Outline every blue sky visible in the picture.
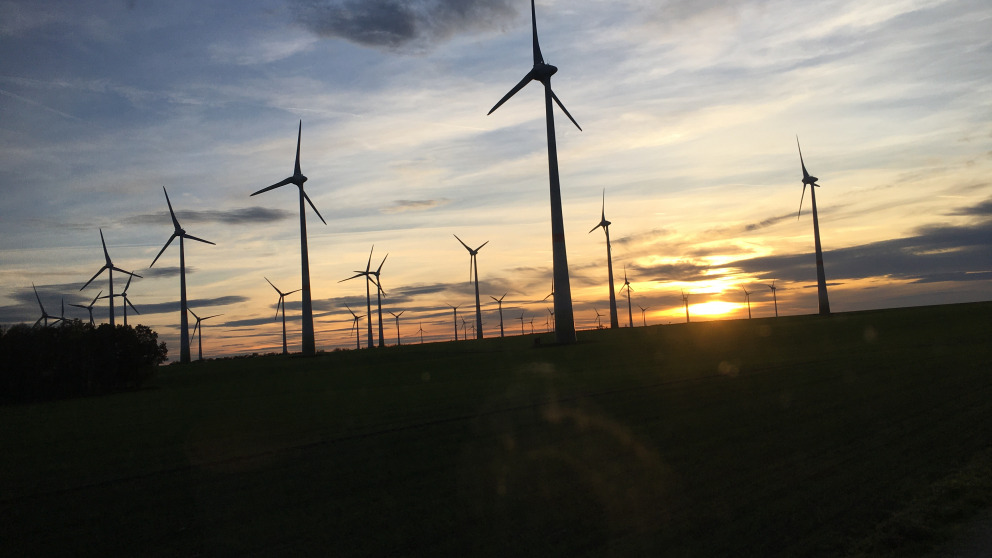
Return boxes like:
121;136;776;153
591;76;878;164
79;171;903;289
1;0;990;358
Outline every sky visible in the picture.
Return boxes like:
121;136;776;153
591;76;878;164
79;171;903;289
1;0;990;359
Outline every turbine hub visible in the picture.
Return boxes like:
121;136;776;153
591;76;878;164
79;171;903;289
803;175;818;185
295;173;308;185
533;62;558;82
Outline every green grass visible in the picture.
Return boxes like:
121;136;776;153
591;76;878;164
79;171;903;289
1;302;990;556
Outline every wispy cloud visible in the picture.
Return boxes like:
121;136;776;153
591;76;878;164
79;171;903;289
123;207;292;226
380;198;451;214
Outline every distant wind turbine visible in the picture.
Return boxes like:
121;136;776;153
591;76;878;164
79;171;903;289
346;305;363;350
638;304;649;327
593;307;603;329
251;121;327;356
149;187;213;364
266;277;300;355
101;273;139;327
32;284;61;327
491;293;507;338
69;289;102;325
454;234;488;340
742;286;753;319
389;311;404;346
796;137;831;315
488;0;580;344
547;306;555;331
417;322;425;344
188;308;221;362
340;247;377;349
767;281;779;318
589;189;619;328
682;290;691;324
81;229;140;328
618;266;634;328
370;253;388;347
447;304;460;341
518;311;526;335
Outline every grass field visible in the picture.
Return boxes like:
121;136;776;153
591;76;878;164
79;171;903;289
2;302;990;556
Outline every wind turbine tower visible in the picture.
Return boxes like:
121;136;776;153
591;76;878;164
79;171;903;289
447;304;460;341
389;311;404;346
251;121;327;356
491;293;507;338
589;189;619;328
454;235;488;340
618;266;633;328
796;137;831;315
81;229;140;328
488;0;581;344
768;281;779;318
682;290;691;324
742;286;752;319
149;187;213;364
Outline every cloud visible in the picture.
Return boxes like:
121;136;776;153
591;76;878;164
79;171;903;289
122;207;292;226
140;266;193;279
946;198;992;217
125;295;249;316
290;0;517;51
380;198;451;214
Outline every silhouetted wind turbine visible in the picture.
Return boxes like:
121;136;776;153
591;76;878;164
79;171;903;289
389;311;404;346
81;229;140;328
491;293;507;338
417;322;425;344
251;121;327;356
518;311;526;335
447;304;460;341
102;273;139;327
488;0;579;344
454;235;488;340
346;304;363;350
340;247;376;349
742;286;752;319
371;254;388;347
69;289;102;325
461;317;468;340
266;277;300;355
32;284;61;327
767;281;779;317
796;137;831;315
682;290;691;323
149;187;213;364
593;307;603;329
547;306;555;330
638;304;649;327
618;266;633;328
188;308;221;361
589;189;619;328
529;317;535;335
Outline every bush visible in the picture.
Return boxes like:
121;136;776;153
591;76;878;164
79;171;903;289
0;320;167;403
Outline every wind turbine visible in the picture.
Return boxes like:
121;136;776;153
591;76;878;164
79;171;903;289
618;266;634;328
767;281;779;318
682;290;691;323
339;247;376;349
461;317;468;340
447;304;460;341
188;308;221;361
547;306;555;330
638;305;649;327
518;311;526;335
593;307;603;329
796;137;831;315
529;317;535;335
389;311;404;346
149;187;213;364
32;284;61;327
81;229;140;327
69;289;102;325
101;273;139;327
371;254;388;347
417;322;425;344
589;189;619;328
454;235;488;340
265;277;301;355
346;305;363;350
491;293;507;338
742;286;752;319
488;0;580;344
251;121;327;356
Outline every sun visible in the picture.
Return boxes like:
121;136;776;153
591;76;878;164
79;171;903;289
691;301;740;318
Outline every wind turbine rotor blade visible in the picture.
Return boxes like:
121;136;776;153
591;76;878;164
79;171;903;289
376;254;388;274
286;289;301;295
302;190;327;225
275;298;283;321
80;267;106;291
366;246;374;272
488;70;537;115
550;89;582;131
126;298;139;314
798;184;807;219
162;186;182;231
111;266;141;279
264;277;280;294
294;120;303;177
182;233;215;246
338;273;367;283
69;303;87;310
588;222;602;234
530;0;544;65
99;229;112;265
32;284;44;309
453;234;472;252
149;234;178;268
475;241;489;252
796;135;810;180
250;177;294;197
204;314;222;321
91;290;103;305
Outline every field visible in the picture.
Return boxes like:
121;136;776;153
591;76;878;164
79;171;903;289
2;302;991;556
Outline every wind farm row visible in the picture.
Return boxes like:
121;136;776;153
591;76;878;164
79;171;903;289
18;0;833;362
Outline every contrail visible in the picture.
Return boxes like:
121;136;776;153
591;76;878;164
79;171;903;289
0;88;81;121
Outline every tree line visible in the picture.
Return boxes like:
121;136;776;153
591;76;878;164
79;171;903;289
0;321;167;403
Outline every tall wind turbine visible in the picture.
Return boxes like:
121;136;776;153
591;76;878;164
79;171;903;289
796;137;831;315
767;281;779;318
32;284;62;327
389;311;404;346
102;273;139;327
340;247;376;349
81;229;140;327
454;235;488;340
682;290;691;323
488;0;580;344
589;189;619;329
618;266;633;328
188;309;221;361
447;304;460;341
491;293;507;338
251;121;327;356
149;187;214;364
69;290;102;325
371;253;388;347
742;286;752;319
346;305;363;350
266;277;301;355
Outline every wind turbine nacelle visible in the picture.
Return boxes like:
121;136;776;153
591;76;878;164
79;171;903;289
294;173;308;185
803;175;818;186
533;63;558;81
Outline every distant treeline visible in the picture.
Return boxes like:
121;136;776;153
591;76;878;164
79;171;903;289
0;321;167;403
